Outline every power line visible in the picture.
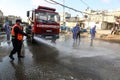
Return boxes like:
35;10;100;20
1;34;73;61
79;0;91;9
46;0;114;17
47;0;95;15
44;0;57;4
48;0;83;14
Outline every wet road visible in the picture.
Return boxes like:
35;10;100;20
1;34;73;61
0;34;120;80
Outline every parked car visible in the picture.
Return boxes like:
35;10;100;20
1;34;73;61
60;26;72;33
81;28;87;33
0;25;5;32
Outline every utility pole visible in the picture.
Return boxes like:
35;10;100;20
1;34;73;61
63;0;65;26
102;11;104;22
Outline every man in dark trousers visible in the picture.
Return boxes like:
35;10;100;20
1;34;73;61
72;23;81;42
9;19;30;61
76;24;81;41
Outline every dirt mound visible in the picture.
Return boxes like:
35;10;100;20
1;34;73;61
81;33;120;43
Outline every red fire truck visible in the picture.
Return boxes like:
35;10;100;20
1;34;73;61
26;6;60;42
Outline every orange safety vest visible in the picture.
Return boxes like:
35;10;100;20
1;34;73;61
11;24;23;40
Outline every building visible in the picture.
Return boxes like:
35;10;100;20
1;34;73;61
0;10;4;28
0;10;3;17
84;9;120;30
7;15;21;26
0;10;22;27
59;12;85;29
59;12;71;25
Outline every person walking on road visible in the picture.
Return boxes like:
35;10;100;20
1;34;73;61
9;19;30;61
76;24;81;41
72;23;81;42
90;22;97;46
4;19;11;42
72;24;77;42
90;22;96;40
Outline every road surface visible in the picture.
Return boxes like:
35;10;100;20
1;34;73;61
0;34;120;80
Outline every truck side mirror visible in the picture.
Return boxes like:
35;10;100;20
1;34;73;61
27;11;30;17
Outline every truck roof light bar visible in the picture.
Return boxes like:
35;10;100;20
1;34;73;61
37;6;56;11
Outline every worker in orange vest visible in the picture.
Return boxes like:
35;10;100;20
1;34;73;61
9;19;30;61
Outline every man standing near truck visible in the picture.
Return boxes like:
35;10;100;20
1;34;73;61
9;19;30;61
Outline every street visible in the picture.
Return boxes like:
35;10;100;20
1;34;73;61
0;34;120;80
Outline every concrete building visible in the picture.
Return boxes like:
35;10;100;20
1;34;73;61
0;10;22;28
7;15;21;26
0;10;3;17
59;12;71;25
84;9;120;30
0;10;4;28
59;12;84;29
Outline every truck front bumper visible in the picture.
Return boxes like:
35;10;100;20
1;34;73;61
35;34;59;40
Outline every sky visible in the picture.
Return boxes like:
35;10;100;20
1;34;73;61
0;0;120;22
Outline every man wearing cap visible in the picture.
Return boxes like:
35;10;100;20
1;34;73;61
9;19;30;60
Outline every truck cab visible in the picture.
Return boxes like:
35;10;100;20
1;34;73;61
26;6;60;42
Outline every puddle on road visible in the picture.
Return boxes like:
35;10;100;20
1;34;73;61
0;41;12;62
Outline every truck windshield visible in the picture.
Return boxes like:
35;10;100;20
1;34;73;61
36;12;48;23
36;12;59;23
